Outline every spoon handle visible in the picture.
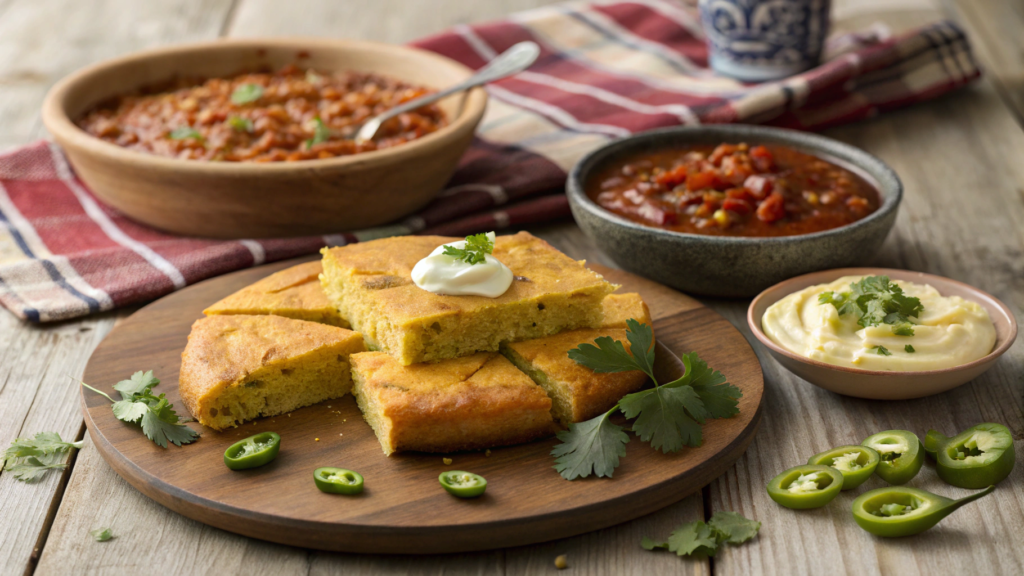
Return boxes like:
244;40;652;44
356;41;540;142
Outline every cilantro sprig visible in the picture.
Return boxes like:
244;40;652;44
304;117;331;149
230;83;264;105
642;511;760;557
80;371;199;448
2;432;83;482
818;276;923;336
553;320;742;480
168;126;204;142
442;232;495;265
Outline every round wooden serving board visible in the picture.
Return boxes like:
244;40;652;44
81;258;764;554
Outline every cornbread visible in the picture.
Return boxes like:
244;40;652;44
321;232;617;365
350;351;557;455
502;293;652;426
179;314;365;430
204;261;349;328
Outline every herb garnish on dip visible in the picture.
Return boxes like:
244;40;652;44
411;232;514;297
761;275;996;371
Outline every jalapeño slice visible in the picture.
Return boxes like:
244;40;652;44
314;467;364;495
851;485;994;537
766;465;844;509
936;423;1015;489
862;430;923;485
439;471;487;498
924;429;950;460
223;432;281;470
807;445;880;491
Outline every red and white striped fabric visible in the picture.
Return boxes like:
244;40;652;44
0;1;980;322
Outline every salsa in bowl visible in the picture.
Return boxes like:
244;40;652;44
567;125;902;297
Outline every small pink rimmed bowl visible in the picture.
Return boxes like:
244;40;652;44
747;268;1018;400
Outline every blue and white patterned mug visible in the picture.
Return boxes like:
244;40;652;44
699;0;832;82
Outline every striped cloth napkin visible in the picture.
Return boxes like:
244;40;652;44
0;0;980;322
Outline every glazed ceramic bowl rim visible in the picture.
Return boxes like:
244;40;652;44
566;124;903;245
41;36;488;174
747;267;1018;377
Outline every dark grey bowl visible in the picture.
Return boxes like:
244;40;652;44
567;125;902;297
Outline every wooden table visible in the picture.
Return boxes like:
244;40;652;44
1;0;1021;574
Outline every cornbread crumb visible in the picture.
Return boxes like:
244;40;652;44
204;261;349;327
320;232;616;365
178;315;365;430
315;438;320;442
555;555;568;569
443;458;452;465
485;449;491;457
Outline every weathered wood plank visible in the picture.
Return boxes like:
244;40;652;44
0;0;234;573
945;0;1024;122
706;0;1024;573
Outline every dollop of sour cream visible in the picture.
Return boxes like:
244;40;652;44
411;234;513;297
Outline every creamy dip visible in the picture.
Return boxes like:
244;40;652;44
411;233;513;297
762;276;996;371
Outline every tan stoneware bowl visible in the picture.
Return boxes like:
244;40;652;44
42;38;487;239
747;268;1017;400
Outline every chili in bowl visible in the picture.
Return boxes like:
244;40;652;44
42;38;487;239
566;125;902;297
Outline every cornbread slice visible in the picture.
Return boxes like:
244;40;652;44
502;293;652;426
204;261;350;328
321;232;617;365
179;314;365;430
350;351;557;455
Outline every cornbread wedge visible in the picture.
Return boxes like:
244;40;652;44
204;261;349;328
502;293;652;426
321;232;617;365
179;314;365;430
351;351;557;455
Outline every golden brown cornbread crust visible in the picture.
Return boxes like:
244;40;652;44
320;232;617;365
502;293;652;426
350;351;557;454
179;314;365;430
204;261;350;328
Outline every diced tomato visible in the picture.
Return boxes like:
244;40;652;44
709;144;738;166
750;145;775;172
756;192;786;223
722;198;752;214
686;169;721;191
637;202;678;226
720;155;754;185
743;175;773;199
726;187;755;202
654;164;688;188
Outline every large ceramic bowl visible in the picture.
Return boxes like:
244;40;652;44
747;268;1017;400
42;38;487;239
566;125;902;297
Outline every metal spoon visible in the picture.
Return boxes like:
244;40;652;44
353;41;540;143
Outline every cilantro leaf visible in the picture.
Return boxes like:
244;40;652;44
641;537;667;551
113;370;159;400
90;528;113;542
2;433;81;482
822;276;923;336
905;344;916;353
872;345;892;356
168;127;204;141
80;371;199;449
441;232;495;265
568;335;640;374
231;83;263;105
670;352;742;419
551;409;628;480
624;318;655;379
707;511;761;544
620;386;705;452
667;521;719;557
304;117;331;149
227;115;254;132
